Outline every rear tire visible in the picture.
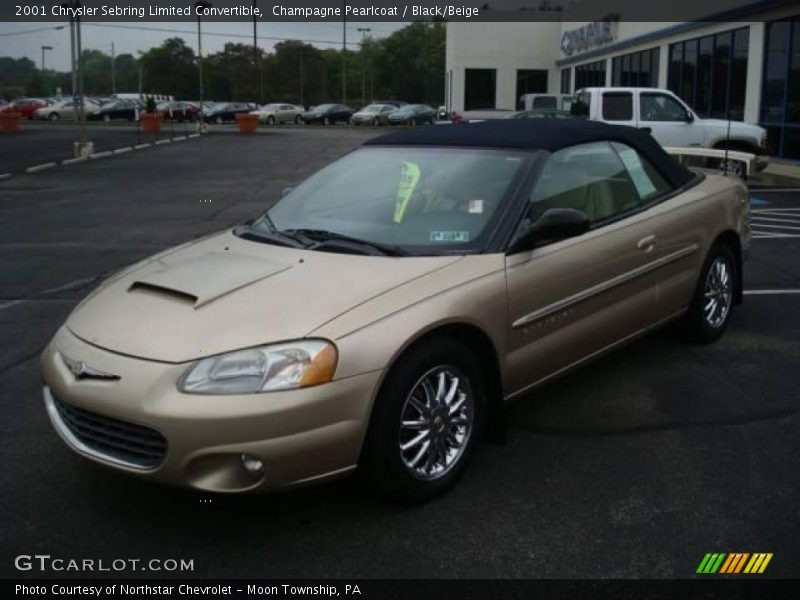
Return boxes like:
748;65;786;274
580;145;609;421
360;337;485;503
267;115;275;125
682;243;737;343
49;113;59;121
294;114;302;124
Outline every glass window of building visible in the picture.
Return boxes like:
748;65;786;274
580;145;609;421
760;18;800;159
667;27;749;121
516;70;548;109
612;48;660;87
561;68;571;94
575;60;607;89
464;68;497;111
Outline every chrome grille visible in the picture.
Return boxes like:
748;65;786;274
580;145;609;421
52;395;167;469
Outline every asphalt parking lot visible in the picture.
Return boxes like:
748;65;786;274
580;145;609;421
1;127;799;579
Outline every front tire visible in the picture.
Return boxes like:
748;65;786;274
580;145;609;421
360;337;485;502
267;115;275;125
682;243;736;343
49;112;59;121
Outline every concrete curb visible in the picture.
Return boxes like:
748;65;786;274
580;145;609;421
0;173;11;181
154;139;171;145
89;151;113;160
62;156;89;166
113;147;133;155
25;162;57;174
764;160;800;180
133;143;151;150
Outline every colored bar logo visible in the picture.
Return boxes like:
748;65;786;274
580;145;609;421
697;553;773;574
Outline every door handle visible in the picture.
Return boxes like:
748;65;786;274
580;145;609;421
637;235;657;252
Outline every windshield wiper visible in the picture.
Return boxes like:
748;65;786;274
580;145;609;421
235;222;306;249
281;228;413;257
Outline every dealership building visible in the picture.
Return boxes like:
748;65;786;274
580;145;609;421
444;0;800;158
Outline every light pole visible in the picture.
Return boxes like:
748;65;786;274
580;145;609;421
61;0;88;155
194;0;212;129
252;0;262;104
111;41;116;95
341;1;346;104
356;28;370;105
40;45;53;72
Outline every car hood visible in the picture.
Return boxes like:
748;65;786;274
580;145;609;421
701;118;764;135
66;230;462;363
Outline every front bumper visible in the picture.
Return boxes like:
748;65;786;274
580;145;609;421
41;327;382;493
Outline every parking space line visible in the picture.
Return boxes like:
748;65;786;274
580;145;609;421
0;275;98;311
751;216;800;225
25;162;57;174
744;289;800;295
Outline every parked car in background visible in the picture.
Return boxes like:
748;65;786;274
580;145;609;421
156;101;200;122
386;104;437;125
512;109;574;120
0;98;47;119
301;103;354;125
250;103;304;125
40;119;749;501
372;100;407;108
86;99;140;122
520;93;575;112
34;98;100;121
350;103;396;126
204;102;254;124
572;87;769;173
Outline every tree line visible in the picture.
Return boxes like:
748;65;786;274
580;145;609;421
0;22;445;107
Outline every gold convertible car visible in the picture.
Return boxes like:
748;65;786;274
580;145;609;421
42;120;750;500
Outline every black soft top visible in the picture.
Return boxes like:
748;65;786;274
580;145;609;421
365;119;695;189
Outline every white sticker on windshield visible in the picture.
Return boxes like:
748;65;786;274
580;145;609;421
430;231;470;243
616;146;657;198
467;199;484;214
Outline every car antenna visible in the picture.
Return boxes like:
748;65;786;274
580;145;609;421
723;73;732;177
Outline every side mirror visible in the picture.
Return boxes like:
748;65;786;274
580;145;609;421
684;111;694;123
509;208;590;253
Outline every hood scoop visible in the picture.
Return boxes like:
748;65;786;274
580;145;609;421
128;282;198;305
128;251;292;308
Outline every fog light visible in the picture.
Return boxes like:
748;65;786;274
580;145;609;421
240;454;265;477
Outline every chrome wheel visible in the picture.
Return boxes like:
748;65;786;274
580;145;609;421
703;257;733;329
398;366;474;481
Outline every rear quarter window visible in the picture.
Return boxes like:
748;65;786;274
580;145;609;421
602;92;633;121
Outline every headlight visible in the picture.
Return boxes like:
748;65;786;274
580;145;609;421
179;340;337;395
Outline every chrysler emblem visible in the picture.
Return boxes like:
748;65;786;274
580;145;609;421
62;355;120;381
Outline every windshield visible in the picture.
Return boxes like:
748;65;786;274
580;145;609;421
248;146;528;254
312;104;335;112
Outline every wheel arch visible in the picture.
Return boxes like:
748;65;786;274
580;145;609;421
713;229;744;304
365;320;505;438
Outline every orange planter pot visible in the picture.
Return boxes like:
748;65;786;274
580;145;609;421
140;112;161;134
236;113;259;134
0;112;22;133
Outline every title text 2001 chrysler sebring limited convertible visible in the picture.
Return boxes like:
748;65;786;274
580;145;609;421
42;120;749;501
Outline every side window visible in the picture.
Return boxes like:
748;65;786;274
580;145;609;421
640;93;690;122
610;142;673;201
602;92;633;121
527;142;673;226
529;142;641;224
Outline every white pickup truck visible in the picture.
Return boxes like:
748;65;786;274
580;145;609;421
573;87;769;171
